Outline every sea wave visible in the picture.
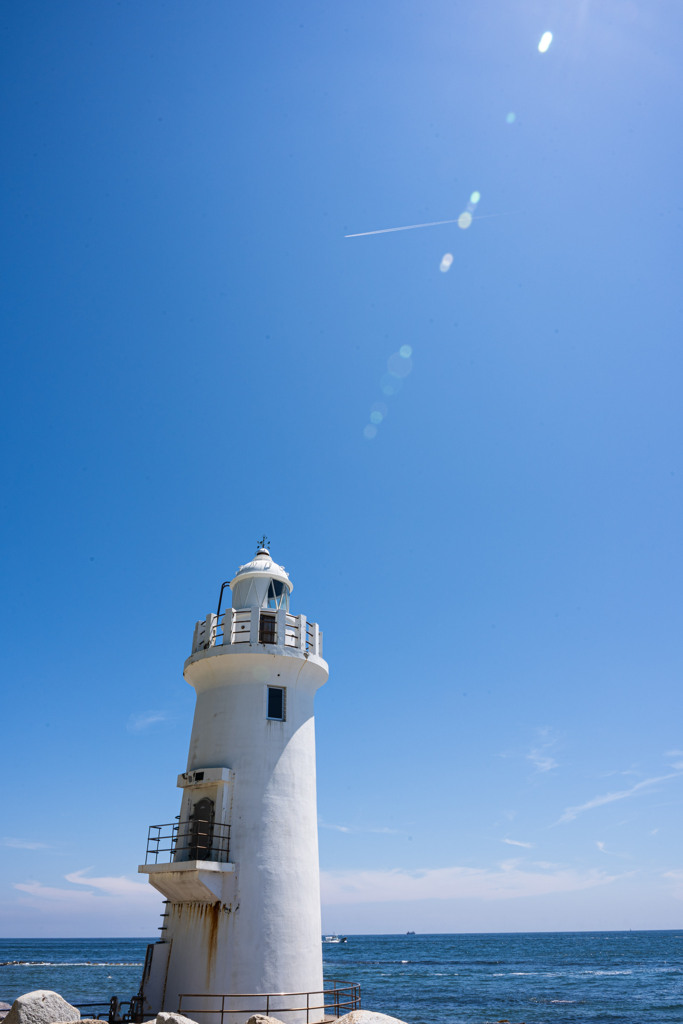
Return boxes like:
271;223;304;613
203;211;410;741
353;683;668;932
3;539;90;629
0;962;143;968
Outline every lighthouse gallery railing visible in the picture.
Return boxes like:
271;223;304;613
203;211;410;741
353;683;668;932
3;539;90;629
145;819;230;865
192;609;322;657
178;980;361;1023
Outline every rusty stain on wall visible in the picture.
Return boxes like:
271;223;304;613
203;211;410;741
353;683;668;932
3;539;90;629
172;900;232;988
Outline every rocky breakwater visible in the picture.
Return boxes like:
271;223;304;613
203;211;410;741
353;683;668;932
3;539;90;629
0;996;415;1024
0;991;100;1024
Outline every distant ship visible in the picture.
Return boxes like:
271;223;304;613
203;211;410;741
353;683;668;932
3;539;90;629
323;935;348;943
406;930;416;935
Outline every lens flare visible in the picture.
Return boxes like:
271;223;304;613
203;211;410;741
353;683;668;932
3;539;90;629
380;373;403;396
440;253;454;273
458;211;472;230
363;424;378;440
470;191;481;205
506;112;516;124
387;352;413;378
538;31;553;53
399;345;413;358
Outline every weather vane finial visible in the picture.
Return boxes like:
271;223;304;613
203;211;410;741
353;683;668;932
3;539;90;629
257;534;270;552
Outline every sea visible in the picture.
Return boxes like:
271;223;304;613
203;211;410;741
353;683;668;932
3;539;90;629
1;932;682;1024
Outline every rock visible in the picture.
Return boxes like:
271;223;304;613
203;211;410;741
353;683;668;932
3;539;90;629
0;1004;12;1023
4;992;80;1024
243;1016;287;1024
336;1013;409;1024
156;1014;200;1024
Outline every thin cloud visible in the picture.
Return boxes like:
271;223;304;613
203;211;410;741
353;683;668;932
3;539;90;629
127;710;170;733
526;727;559;773
65;869;157;897
555;772;682;825
595;840;630;859
663;870;683;900
319;822;403;835
321;862;624;905
502;838;534;848
2;838;49;850
527;751;558;772
14;870;159;907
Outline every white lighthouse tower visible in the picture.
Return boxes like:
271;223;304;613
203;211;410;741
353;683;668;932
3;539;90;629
137;543;335;1023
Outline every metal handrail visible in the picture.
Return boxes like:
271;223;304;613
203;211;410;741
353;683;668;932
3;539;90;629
145;820;231;865
178;980;361;1024
75;995;149;1024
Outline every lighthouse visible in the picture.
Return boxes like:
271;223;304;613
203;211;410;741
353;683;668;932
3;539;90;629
137;544;336;1023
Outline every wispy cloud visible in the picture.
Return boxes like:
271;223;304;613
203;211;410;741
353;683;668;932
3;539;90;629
14;869;159;909
320;822;403;835
526;727;559;773
502;838;534;849
527;751;558;772
595;840;630;859
555;772;682;825
663;870;683;900
321;862;624;905
127;710;170;733
2;838;49;850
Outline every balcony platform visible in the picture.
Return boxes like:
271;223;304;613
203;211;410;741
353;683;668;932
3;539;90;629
138;860;235;902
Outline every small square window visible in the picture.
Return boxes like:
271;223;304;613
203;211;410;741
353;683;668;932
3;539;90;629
267;686;285;721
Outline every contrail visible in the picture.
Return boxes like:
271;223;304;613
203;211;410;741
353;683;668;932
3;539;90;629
345;217;463;238
344;211;510;238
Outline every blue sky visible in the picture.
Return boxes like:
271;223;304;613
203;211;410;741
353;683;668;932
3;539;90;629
1;0;682;937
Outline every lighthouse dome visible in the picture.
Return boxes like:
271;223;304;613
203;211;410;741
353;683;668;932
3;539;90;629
230;546;292;611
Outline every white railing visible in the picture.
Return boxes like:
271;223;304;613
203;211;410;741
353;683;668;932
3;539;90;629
191;609;323;658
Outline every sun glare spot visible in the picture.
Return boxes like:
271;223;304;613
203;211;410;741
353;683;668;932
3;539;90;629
458;212;472;230
538;31;553;53
470;191;481;205
370;410;383;425
506;112;516;124
387;352;413;378
380;373;403;396
363;424;377;440
399;345;412;358
440;253;453;273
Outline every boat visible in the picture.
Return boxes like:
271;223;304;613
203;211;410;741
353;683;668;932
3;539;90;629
406;930;416;935
323;934;348;943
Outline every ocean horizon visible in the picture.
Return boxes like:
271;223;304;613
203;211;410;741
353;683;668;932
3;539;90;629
1;931;682;1023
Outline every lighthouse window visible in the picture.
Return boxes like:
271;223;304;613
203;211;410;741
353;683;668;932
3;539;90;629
266;579;289;611
267;686;286;721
